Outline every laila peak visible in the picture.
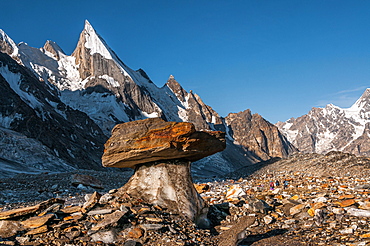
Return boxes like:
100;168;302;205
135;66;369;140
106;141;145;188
80;19;116;60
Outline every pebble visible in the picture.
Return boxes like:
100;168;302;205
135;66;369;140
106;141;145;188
1;152;370;245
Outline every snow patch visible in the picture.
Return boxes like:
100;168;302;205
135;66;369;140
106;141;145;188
60;90;130;135
99;75;120;87
140;111;160;118
0;65;43;109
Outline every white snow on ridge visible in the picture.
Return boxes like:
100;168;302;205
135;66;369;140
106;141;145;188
83;20;114;60
0;65;43;110
0;29;19;57
57;55;84;90
60;90;130;136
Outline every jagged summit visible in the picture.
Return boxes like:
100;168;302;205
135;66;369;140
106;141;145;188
277;88;370;157
75;19;115;61
351;88;370;111
43;40;65;60
0;29;18;57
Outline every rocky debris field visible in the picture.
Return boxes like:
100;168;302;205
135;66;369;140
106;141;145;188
0;170;133;207
1;151;370;245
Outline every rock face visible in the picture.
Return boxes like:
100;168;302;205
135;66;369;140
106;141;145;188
103;118;226;222
0;52;106;172
102;118;226;168
277;88;370;157
225;109;297;161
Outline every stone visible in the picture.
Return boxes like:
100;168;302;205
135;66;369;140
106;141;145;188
139;224;164;231
102;118;226;168
0;220;22;238
145;217;163;223
335;199;356;207
71;174;103;189
290;203;305;216
194;183;210;194
358;201;370;210
87;209;113;216
102;118;226;224
60;206;81;214
21;213;54;229
226;185;246;200
90;229;117;244
99;193;114;204
263;215;274;224
82;191;101;213
0;198;63;219
216;216;256;246
127;227;144;239
245;198;271;214
307;208;315;217
340;227;354;234
346;208;370;217
91;210;127;230
124;240;141;246
25;225;48;235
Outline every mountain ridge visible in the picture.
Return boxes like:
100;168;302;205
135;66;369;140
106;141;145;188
0;20;296;177
277;88;370;157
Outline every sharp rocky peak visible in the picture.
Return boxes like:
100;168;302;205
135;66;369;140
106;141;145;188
43;40;65;60
74;19;115;61
0;29;18;57
352;88;370;110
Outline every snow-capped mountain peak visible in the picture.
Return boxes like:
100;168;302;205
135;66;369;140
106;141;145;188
82;20;115;60
42;40;65;60
351;88;370;111
277;88;370;157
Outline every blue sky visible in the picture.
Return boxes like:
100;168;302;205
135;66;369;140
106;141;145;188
2;0;370;123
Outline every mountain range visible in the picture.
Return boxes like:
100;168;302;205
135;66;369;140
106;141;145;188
277;88;370;157
0;20;295;178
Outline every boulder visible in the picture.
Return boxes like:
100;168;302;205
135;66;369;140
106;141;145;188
102;118;226;168
102;118;226;222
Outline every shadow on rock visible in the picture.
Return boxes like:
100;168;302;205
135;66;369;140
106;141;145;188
207;203;231;228
238;228;288;245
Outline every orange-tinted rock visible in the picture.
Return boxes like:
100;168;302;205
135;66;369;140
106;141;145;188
312;202;326;210
102;118;226;168
360;233;370;238
0;198;63;220
335;199;356;207
128;227;144;239
25;225;48;235
338;194;355;200
60;206;81;214
194;184;210;194
21;213;54;229
307;208;315;217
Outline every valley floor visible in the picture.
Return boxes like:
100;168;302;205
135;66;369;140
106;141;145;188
1;151;370;245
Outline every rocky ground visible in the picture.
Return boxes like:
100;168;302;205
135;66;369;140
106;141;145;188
1;151;370;245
